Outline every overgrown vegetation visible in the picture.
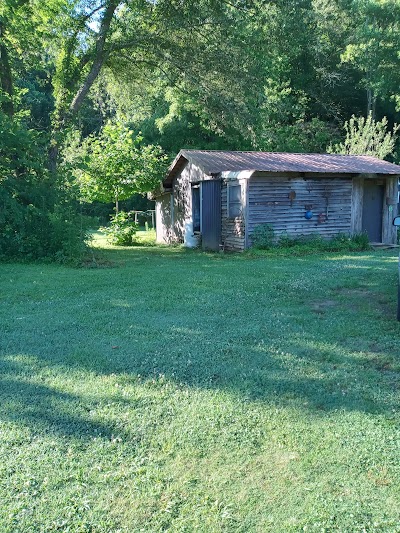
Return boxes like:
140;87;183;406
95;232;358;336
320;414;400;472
100;211;139;246
250;224;371;254
0;111;90;263
1;240;399;530
250;224;276;249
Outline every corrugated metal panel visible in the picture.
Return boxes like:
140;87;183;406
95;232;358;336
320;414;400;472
164;150;400;184
201;180;221;251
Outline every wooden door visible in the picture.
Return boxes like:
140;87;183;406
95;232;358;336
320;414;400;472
362;180;384;242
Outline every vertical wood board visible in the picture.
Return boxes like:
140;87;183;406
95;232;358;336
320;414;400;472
382;177;399;244
221;180;245;251
351;177;364;235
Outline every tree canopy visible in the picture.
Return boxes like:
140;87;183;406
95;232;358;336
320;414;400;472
77;122;167;212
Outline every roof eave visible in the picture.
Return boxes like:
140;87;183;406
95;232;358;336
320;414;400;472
163;151;189;186
354;172;400;178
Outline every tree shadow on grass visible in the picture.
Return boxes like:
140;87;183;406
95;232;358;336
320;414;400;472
1;249;399;439
0;355;131;441
3;318;398;443
120;330;399;415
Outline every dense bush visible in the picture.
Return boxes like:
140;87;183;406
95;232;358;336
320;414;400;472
0;112;89;263
327;232;371;252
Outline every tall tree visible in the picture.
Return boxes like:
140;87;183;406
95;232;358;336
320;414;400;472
341;0;400;117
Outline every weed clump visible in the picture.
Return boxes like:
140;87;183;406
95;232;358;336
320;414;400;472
251;224;275;249
250;224;371;255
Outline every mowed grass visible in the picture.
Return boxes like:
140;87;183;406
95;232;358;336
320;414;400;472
1;233;400;532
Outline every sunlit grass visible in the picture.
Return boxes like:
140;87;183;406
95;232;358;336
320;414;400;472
1;240;400;531
90;228;157;249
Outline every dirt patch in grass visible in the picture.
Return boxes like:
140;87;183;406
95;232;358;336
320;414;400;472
334;287;371;297
333;288;396;318
311;300;337;314
331;287;377;313
368;342;384;354
375;298;396;318
368;356;399;373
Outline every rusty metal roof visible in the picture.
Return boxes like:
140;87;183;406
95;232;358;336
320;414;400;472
165;150;400;184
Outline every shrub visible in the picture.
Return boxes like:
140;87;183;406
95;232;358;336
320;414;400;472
101;211;139;246
325;232;371;252
351;232;371;251
0;112;89;263
0;183;91;264
278;233;311;248
249;230;371;255
251;224;275;249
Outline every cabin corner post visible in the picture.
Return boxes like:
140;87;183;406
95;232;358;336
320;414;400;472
351;177;364;235
382;176;399;244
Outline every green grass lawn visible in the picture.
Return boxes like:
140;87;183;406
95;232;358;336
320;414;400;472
1;234;400;532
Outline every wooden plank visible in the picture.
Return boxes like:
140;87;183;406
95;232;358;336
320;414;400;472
350;177;363;235
382;177;398;244
221;179;245;250
156;193;173;243
252;172;360;180
244;179;249;248
247;176;353;242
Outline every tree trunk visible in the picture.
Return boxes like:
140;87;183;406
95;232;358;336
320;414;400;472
50;1;119;173
0;18;14;117
367;88;376;120
49;143;59;175
69;1;118;115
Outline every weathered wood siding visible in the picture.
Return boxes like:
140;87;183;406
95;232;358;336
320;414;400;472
247;174;353;244
156;161;207;244
350;177;363;235
172;162;190;243
382;176;398;244
351;176;398;244
221;179;246;251
155;193;173;244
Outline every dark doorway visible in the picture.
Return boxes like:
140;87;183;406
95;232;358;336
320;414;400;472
362;180;384;242
201;180;221;251
192;186;200;232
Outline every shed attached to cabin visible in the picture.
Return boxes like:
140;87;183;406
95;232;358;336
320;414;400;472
155;150;400;251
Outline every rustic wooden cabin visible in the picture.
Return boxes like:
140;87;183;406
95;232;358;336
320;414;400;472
155;150;400;251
